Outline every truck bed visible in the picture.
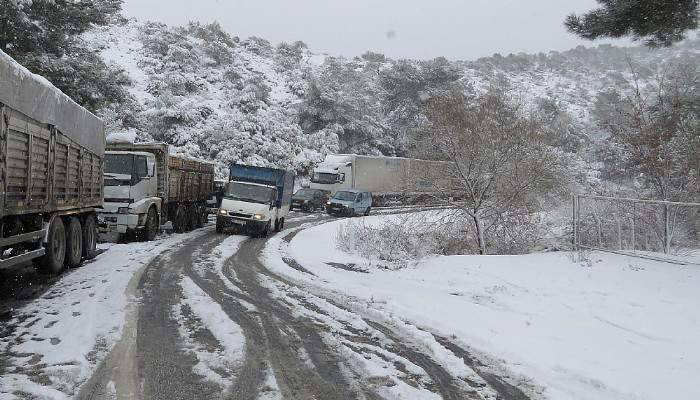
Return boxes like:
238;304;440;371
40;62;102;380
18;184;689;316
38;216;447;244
0;104;103;217
106;142;214;204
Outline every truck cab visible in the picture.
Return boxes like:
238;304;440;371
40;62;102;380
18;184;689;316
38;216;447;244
309;155;354;194
216;164;294;237
99;151;161;239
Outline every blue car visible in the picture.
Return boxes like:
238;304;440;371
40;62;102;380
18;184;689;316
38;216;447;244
326;189;373;217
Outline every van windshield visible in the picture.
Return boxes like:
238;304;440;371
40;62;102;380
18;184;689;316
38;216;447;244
333;191;357;201
224;182;274;204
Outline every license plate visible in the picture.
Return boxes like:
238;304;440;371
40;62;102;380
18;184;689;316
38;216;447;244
231;219;245;225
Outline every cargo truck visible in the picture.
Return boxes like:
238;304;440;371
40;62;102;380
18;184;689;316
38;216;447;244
98;142;214;241
0;50;104;274
217;164;294;237
309;154;454;205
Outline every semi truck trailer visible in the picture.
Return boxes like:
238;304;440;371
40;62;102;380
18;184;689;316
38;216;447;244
217;164;294;236
309;154;454;205
0;50;104;274
99;142;214;241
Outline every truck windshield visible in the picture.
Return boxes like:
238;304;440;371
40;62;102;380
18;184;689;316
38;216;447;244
224;182;274;204
105;154;134;176
333;191;357;201
312;172;338;184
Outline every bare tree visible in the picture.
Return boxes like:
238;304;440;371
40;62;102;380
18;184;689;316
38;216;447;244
596;61;700;201
416;88;568;254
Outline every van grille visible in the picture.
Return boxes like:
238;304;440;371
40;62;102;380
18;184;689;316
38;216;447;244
228;212;252;219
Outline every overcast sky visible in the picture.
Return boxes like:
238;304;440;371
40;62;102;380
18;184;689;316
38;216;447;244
122;0;630;60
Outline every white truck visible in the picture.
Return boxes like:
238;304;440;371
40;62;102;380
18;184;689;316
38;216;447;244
216;164;294;237
0;49;104;274
309;154;453;205
99;142;215;241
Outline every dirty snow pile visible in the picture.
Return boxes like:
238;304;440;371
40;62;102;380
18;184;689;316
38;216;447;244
264;215;700;400
0;235;190;400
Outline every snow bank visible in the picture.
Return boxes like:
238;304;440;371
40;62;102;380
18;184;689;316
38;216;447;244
265;215;700;400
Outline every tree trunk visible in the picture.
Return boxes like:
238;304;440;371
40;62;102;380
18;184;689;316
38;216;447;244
472;213;486;255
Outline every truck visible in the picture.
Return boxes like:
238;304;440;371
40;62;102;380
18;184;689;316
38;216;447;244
216;164;294;237
98;142;214;241
309;154;454;205
0;50;104;274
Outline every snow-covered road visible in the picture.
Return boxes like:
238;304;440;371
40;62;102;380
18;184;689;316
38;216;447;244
2;211;697;400
0;213;524;400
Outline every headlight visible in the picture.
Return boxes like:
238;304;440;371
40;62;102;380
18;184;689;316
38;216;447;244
219;209;228;215
253;214;264;220
326;201;331;205
118;207;130;214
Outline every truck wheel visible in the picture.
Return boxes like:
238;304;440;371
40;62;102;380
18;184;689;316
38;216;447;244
196;207;206;229
39;218;66;274
215;219;224;234
279;218;285;230
82;214;98;260
143;207;158;241
65;218;83;268
364;207;371;216
259;222;270;238
188;205;198;231
173;205;186;233
274;218;281;232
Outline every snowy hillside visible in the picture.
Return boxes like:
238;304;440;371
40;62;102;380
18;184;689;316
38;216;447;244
85;19;700;178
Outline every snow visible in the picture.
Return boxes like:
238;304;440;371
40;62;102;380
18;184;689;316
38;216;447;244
106;128;137;144
0;233;194;399
263;215;700;400
173;276;246;388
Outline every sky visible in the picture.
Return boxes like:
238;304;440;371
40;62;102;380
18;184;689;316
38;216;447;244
122;0;631;60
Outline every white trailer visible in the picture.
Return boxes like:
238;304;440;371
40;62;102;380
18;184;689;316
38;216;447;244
309;154;453;205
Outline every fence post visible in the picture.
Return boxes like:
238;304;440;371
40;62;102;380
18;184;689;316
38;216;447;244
571;195;578;251
664;203;670;254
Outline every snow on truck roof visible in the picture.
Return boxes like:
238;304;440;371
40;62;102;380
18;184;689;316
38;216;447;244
0;50;105;155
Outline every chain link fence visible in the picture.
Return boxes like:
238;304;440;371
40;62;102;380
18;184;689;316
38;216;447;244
573;195;700;265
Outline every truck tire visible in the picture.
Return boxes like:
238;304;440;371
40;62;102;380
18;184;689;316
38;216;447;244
364;207;371;216
65;217;83;268
259;222;270;238
274;218;281;232
38;218;66;274
188;205;198;231
279;218;285;230
215;219;223;234
143;207;159;242
196;206;206;229
82;214;98;260
173;205;186;233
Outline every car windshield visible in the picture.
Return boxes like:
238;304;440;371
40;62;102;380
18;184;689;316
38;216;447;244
333;191;357;201
224;182;274;204
105;154;134;176
312;172;338;184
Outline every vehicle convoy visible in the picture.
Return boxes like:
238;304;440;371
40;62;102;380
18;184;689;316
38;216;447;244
309;154;453;205
98;142;214;241
217;164;294;236
326;189;373;217
0;50;104;273
291;188;330;212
